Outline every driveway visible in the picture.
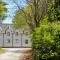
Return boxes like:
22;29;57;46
0;48;31;60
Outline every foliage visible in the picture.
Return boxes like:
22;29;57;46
31;21;60;60
48;0;60;22
31;0;60;60
0;0;7;20
13;0;51;31
13;9;26;28
0;48;5;54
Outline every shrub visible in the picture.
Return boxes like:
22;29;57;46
48;0;60;22
31;0;60;60
31;21;60;60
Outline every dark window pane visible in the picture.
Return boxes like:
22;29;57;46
25;40;28;44
7;39;10;43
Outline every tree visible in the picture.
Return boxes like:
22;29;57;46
31;21;60;60
13;0;51;31
31;0;60;60
0;0;7;20
48;0;60;22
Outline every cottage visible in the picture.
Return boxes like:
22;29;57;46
0;24;31;48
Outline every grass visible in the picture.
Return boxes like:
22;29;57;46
0;48;5;54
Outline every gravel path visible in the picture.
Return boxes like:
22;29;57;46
0;48;31;60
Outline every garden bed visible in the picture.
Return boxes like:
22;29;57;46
19;49;32;60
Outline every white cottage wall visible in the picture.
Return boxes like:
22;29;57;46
0;33;3;47
22;34;32;47
13;32;21;47
4;28;13;47
0;24;32;48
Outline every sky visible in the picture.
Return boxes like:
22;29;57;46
3;0;26;24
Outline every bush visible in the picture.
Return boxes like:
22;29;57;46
31;21;60;60
48;0;60;22
31;0;60;60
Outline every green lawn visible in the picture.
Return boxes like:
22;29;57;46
0;48;5;54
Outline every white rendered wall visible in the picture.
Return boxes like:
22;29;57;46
0;33;3;47
22;35;32;47
13;34;21;47
13;30;21;47
4;30;13;47
0;24;32;48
